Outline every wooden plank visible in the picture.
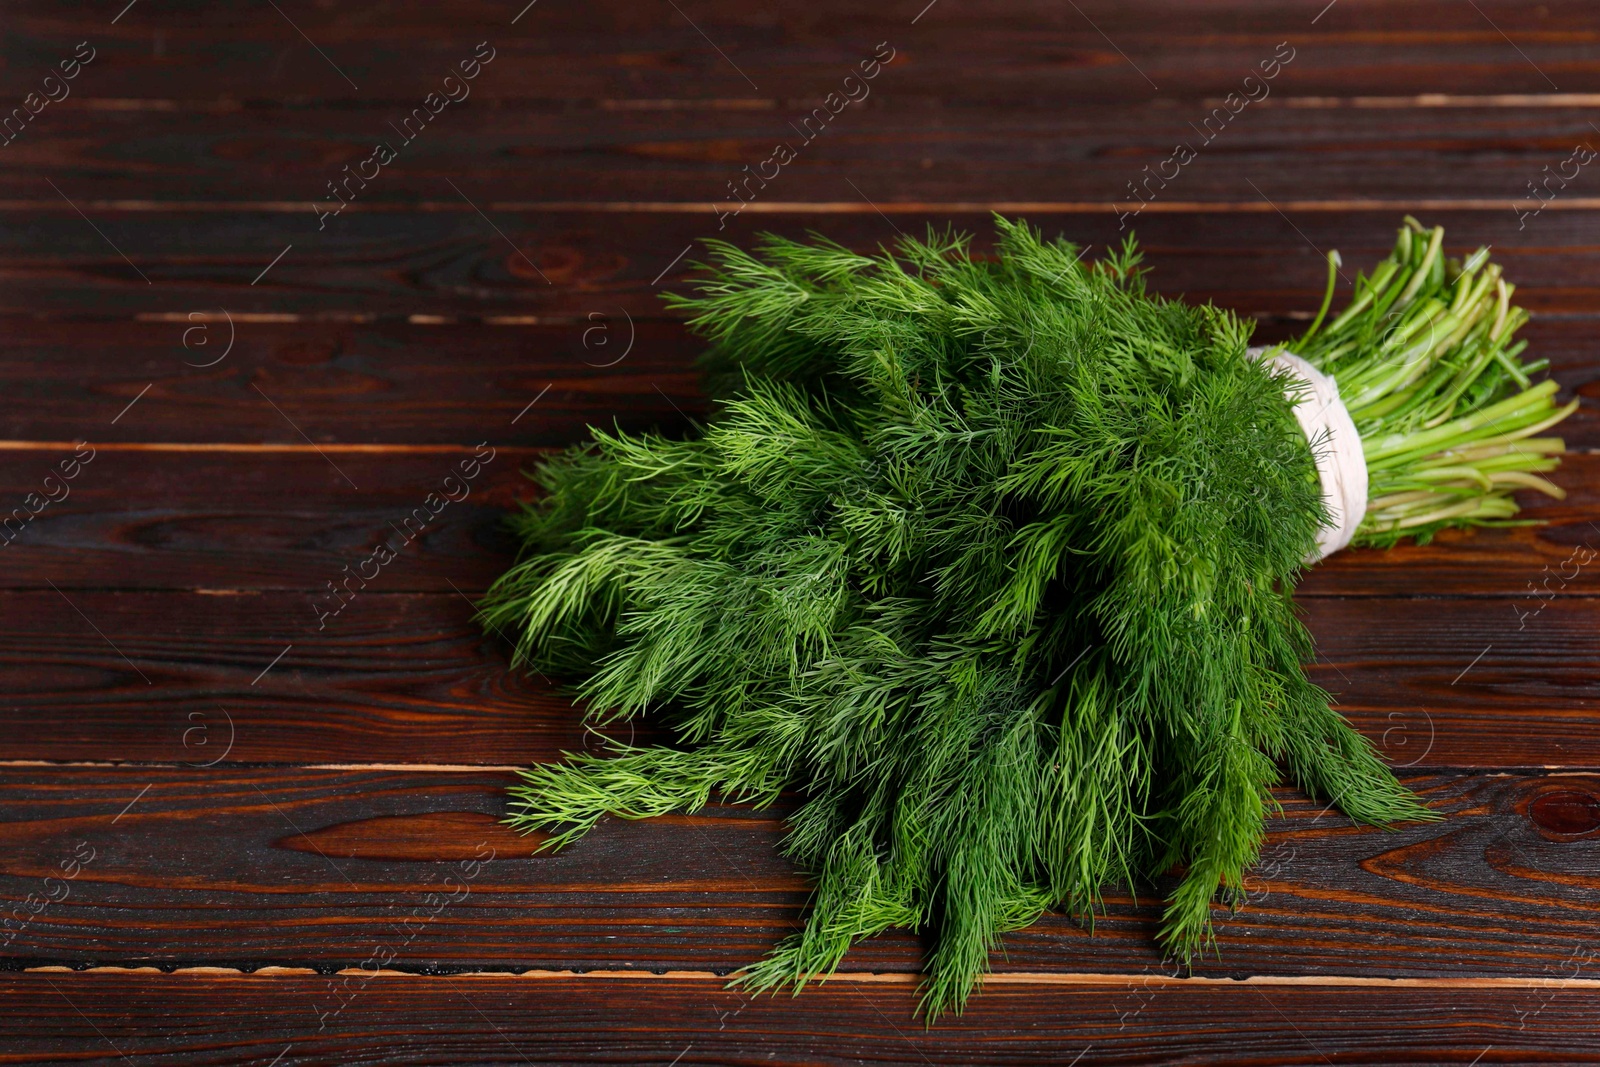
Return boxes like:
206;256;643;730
2;211;1599;323
0;1;1587;1060
0;590;583;765
1;766;1598;977
0;446;1594;595
1304;594;1600;769
0;310;1587;446
0;319;700;445
0;448;545;592
3;0;1598;104
3;573;1600;764
4;971;1596;1065
1298;453;1600;598
8;103;1600;204
0;225;1592;447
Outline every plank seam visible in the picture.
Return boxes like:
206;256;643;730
11;199;1600;214
2;761;1596;775
3;761;1596;774
56;92;1600;114
20;966;1600;990
0;442;545;454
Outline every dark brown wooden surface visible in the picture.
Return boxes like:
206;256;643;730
4;589;1600;767
2;1;1598;1063
7;971;1600;1066
2;767;1598;977
8;212;1600;322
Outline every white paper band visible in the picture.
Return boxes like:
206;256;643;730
1248;346;1368;562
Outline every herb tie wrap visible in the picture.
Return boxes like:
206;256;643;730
1251;345;1368;561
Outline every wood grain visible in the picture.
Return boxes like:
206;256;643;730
3;0;1597;104
5;971;1596;1065
2;212;1599;334
0;448;542;592
1;0;1597;1057
2;579;1600;765
1302;594;1600;771
1;767;1598;978
3;572;1600;764
0;590;586;765
0;247;1591;446
0;318;701;444
1297;458;1600;597
0;446;1592;595
10;103;1600;205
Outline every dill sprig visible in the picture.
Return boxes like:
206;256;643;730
482;217;1568;1020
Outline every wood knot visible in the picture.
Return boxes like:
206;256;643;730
1527;789;1600;838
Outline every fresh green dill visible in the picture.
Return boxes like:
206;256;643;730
482;217;1569;1020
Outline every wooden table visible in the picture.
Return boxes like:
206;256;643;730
3;2;1598;1063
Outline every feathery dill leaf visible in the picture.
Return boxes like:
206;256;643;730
484;216;1566;1020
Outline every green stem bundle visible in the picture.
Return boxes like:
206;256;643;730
483;218;1571;1021
1286;216;1573;543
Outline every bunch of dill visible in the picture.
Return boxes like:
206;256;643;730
482;217;1570;1018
